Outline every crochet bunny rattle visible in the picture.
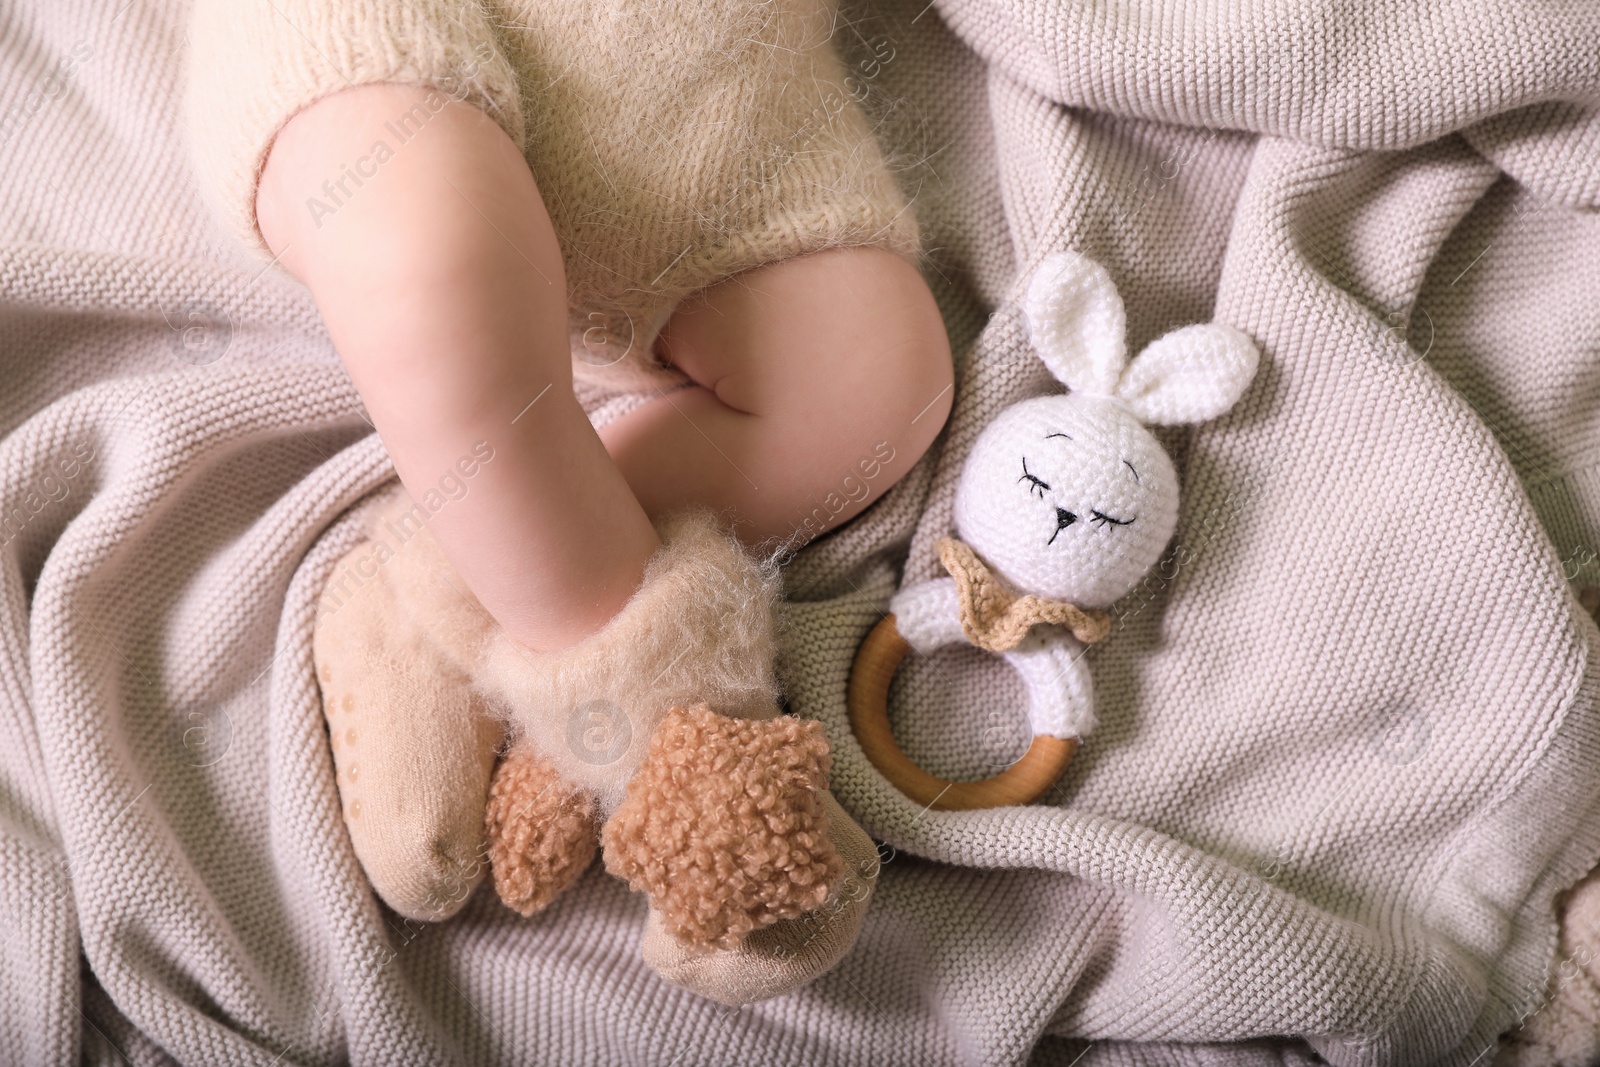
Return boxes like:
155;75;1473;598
848;251;1260;809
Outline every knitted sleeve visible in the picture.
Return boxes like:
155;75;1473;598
182;0;526;252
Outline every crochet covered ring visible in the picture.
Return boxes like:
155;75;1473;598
846;613;1078;811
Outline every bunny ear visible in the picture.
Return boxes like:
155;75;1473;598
1021;251;1127;395
1115;324;1260;425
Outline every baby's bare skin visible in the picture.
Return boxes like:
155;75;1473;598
259;83;953;653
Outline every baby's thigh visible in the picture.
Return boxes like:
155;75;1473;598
659;247;953;446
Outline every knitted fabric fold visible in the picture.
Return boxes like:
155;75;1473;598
12;0;1600;1060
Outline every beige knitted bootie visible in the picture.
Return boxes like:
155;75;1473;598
1496;865;1600;1065
317;490;879;1000
315;486;612;925
605;707;881;1005
467;509;878;1002
312;486;503;922
638;790;880;1006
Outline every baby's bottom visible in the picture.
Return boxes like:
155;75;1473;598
598;246;953;548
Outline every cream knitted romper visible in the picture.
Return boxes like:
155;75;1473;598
183;0;923;394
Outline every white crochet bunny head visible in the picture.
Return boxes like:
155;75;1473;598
952;252;1260;608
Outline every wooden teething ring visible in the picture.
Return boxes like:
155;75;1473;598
847;613;1076;811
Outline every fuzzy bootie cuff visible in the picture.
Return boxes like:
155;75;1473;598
467;509;784;815
360;491;784;815
358;492;793;819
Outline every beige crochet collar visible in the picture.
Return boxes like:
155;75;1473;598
937;537;1112;653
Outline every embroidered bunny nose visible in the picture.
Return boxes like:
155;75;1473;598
1048;507;1077;545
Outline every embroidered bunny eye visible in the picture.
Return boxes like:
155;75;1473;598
1090;510;1133;529
1019;457;1051;498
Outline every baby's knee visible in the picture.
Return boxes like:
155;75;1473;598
832;248;954;466
779;249;952;541
663;242;953;480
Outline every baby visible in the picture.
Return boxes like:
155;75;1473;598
184;0;952;1005
188;0;953;658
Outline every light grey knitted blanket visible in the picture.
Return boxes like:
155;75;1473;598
3;1;1599;1064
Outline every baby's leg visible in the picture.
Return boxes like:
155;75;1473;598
258;84;660;654
598;248;954;549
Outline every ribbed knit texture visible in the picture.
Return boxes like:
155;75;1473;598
3;0;1600;1064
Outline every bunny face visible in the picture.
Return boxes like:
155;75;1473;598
946;250;1261;611
954;393;1178;607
